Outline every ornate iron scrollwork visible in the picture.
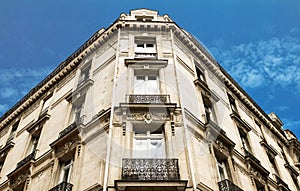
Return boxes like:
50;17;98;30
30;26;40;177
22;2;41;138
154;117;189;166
49;182;73;191
122;158;179;180
218;179;243;191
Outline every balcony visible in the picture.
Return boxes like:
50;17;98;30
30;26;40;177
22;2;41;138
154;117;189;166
218;179;243;191
244;149;270;178
135;52;157;59
274;174;291;191
194;79;210;95
127;94;170;104
50;121;80;150
244;150;261;165
59;122;78;138
122;158;180;180
49;182;73;191
16;151;35;169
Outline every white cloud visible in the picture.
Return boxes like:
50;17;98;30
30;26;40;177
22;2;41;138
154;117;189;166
283;118;300;138
0;88;18;99
210;30;300;94
0;104;9;115
0;67;52;116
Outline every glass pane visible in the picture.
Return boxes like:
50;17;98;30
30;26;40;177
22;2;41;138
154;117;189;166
63;168;70;182
218;164;226;180
136;75;145;80
134;75;159;94
146;44;154;47
133;139;148;158
144;78;159;94
149;139;165;158
148;75;157;80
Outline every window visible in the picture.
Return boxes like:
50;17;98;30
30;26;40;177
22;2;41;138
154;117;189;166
0;155;6;174
41;95;52;114
202;95;217;123
195;66;205;82
238;128;251;152
136;16;153;21
292;175;300;191
134;37;156;58
134;70;159;94
28;135;40;155
133;125;165;158
78;64;91;86
228;94;238;114
214;152;232;182
217;160;228;181
278;143;289;164
57;158;74;185
69;103;84;124
267;153;279;175
7;120;19;143
255;180;265;191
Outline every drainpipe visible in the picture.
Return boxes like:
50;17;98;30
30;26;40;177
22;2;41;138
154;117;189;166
170;29;197;191
103;27;121;191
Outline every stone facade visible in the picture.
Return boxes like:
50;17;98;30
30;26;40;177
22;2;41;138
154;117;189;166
0;9;299;191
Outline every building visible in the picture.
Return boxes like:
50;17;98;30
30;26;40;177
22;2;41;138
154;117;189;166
0;8;299;191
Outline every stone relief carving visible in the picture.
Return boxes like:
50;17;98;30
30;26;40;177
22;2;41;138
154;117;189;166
10;170;30;189
63;140;76;154
127;112;169;122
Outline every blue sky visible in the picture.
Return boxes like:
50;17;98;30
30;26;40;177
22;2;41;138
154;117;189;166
0;1;299;138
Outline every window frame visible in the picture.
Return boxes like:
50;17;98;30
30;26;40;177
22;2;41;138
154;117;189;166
132;125;166;158
133;70;160;94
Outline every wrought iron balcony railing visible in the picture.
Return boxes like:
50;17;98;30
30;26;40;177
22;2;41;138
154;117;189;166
122;158;180;180
49;182;73;191
244;149;261;165
16;151;35;169
274;174;290;191
127;94;170;104
59;122;78;138
218;179;243;191
135;52;157;59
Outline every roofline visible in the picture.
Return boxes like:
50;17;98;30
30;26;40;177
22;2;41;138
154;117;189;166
0;10;291;145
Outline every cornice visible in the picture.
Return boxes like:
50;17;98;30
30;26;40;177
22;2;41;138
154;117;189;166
0;11;295;149
170;21;291;146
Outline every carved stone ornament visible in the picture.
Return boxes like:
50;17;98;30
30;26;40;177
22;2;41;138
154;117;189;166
63;141;75;154
127;112;169;122
144;112;152;124
248;165;265;185
10;170;30;188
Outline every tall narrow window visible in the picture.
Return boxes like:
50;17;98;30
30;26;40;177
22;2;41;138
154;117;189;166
69;103;84;124
267;153;279;176
239;128;251;152
292;175;300;191
28;135;40;155
214;152;232;182
217;160;228;181
0;158;5;174
202;95;217;123
134;70;159;94
255;180;265;191
196;67;205;82
228;94;238;114
59;158;74;184
133;125;165;158
41;95;52;114
7;120;19;143
278;143;289;164
78;64;91;86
